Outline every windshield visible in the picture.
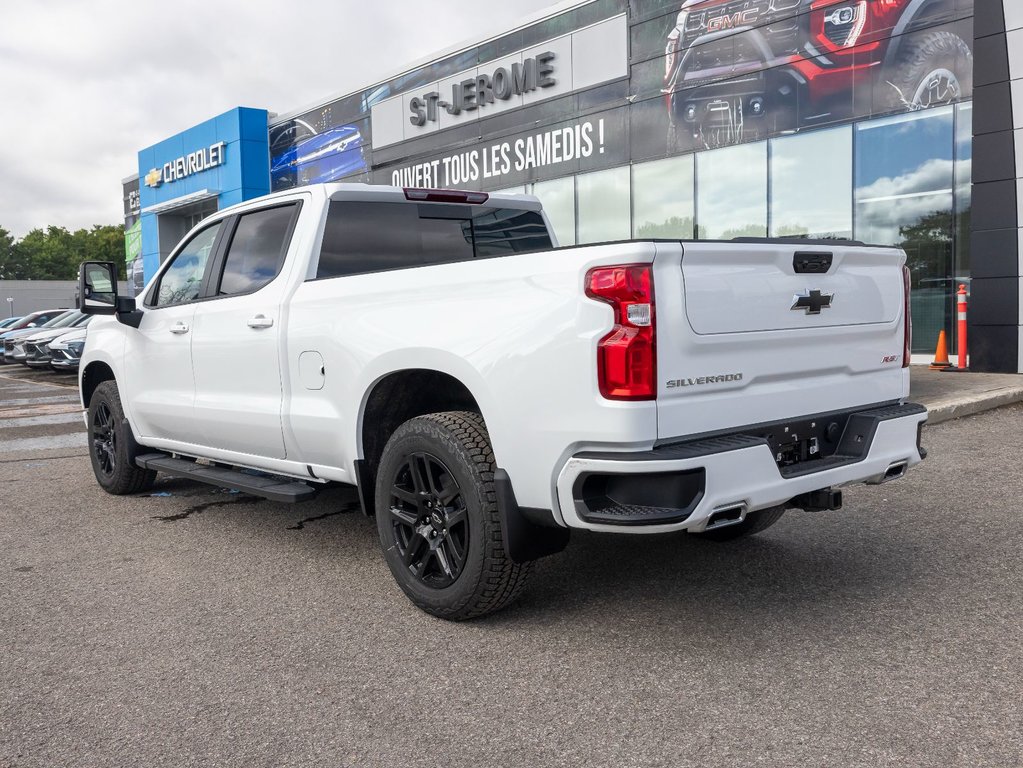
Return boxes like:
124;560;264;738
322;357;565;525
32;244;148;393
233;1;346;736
7;313;47;330
41;311;79;329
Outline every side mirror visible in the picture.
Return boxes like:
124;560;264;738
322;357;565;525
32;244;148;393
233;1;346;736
79;261;118;315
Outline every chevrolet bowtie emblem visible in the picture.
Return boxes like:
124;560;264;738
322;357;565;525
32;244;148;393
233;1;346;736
144;168;163;188
791;289;834;315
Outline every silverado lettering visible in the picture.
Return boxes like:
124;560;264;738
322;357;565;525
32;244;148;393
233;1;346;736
667;373;744;388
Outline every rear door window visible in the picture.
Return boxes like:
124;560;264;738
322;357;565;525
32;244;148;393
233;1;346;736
315;201;552;279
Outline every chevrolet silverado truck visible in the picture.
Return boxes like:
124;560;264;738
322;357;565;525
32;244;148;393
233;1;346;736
663;0;973;150
77;183;926;619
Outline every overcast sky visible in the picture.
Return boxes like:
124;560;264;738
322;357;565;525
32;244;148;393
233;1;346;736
0;0;562;238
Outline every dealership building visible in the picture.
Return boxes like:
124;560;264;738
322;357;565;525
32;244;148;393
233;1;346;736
123;0;1023;373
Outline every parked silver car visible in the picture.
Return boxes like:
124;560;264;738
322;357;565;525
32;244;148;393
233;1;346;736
47;326;88;371
24;317;93;368
0;309;70;363
5;311;86;364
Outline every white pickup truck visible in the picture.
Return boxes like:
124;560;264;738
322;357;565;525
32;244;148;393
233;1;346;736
78;183;926;619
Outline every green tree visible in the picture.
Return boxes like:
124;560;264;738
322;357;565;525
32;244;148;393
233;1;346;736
898;209;953;287
1;224;125;280
714;223;769;240
0;225;26;279
635;216;695;239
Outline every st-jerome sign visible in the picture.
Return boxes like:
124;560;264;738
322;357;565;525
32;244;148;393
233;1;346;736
409;53;556;125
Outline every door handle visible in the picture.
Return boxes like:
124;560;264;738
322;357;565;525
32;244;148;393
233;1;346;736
169;322;189;334
247;314;274;329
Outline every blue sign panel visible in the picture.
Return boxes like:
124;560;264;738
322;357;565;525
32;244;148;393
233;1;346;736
137;107;270;281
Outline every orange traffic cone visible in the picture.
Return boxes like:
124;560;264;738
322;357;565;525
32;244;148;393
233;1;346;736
929;329;953;370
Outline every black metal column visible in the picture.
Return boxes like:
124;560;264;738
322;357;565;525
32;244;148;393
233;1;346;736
970;2;1020;372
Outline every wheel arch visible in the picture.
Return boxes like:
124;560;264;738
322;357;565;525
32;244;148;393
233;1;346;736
80;360;116;409
882;0;970;71
358;368;484;474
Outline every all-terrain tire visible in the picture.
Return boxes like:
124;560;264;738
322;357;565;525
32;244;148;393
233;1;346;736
690;506;785;542
887;30;973;110
87;380;157;495
374;411;532;620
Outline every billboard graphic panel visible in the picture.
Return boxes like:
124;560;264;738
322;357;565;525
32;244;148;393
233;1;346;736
268;0;974;191
641;0;973;155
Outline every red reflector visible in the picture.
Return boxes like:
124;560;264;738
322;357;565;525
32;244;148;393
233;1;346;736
585;265;656;401
403;187;489;204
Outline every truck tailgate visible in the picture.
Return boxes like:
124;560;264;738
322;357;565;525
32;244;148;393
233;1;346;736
653;241;910;441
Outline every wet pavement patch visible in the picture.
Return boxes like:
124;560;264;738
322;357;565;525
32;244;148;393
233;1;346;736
152;495;263;522
287;503;360;530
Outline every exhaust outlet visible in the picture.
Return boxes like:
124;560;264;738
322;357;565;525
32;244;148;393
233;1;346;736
705;504;747;530
866;460;909;485
883;461;907;482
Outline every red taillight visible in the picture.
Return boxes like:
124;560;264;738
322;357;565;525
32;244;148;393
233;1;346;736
903;265;912;368
403;187;489;204
585;264;656;401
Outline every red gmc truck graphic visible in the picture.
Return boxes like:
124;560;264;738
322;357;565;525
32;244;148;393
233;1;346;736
663;0;973;151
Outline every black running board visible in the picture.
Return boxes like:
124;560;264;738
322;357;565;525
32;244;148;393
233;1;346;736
136;453;319;503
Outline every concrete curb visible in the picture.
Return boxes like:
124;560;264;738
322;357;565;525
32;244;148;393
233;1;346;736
923;387;1023;426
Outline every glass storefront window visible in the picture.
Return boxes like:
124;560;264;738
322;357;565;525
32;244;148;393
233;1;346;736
632;155;695;239
529;177;576;246
696;142;767;240
769;126;852;239
855;106;955;354
954;102;972;280
577;166;631;244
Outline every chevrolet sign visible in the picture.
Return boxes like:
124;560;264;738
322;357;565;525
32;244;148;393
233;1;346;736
145;141;227;188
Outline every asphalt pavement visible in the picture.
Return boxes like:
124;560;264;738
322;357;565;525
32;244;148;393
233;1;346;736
1;365;1022;767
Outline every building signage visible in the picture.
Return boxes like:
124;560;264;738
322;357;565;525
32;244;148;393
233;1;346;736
389;116;609;188
122;176;141;221
368;14;628;151
124;219;142;264
144;141;227;188
409;53;555;125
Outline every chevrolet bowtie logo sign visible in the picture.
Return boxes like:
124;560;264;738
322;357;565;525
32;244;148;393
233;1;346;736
143;142;227;189
791;289;834;315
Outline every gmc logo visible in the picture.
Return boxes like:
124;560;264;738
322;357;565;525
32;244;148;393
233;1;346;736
707;8;760;33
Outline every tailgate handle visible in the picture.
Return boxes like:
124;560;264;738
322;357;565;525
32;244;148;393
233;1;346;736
793;251;833;274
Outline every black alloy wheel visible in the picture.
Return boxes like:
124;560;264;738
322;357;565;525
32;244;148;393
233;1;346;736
387;451;469;589
374;411;532;620
91;400;117;478
86;380;157;495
